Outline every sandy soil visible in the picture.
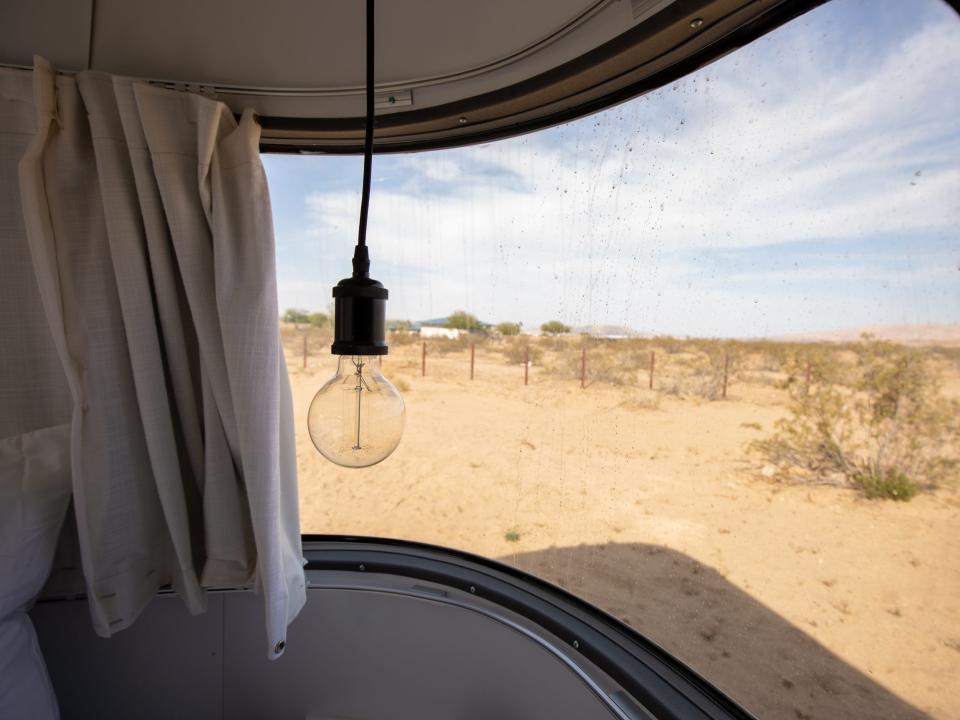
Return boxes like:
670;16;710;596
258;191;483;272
286;333;960;720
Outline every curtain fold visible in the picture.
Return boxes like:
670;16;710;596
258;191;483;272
5;56;305;669
1;59;74;720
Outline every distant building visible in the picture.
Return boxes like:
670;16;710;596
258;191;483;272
420;326;463;339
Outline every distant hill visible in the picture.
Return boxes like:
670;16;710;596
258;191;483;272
776;324;960;347
570;324;636;338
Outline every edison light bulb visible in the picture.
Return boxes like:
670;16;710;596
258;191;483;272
307;355;405;468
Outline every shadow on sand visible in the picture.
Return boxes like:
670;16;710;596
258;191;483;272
499;542;928;720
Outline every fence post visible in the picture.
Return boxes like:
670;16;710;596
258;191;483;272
302;333;308;369
422;341;426;377
580;345;586;389
722;352;729;399
470;343;475;381
649;350;655;390
524;344;529;386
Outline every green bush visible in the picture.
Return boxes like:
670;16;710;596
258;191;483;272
307;312;329;328
495;322;522;336
852;467;919;501
446;310;484;332
282;308;311;324
541;320;570;335
751;339;959;500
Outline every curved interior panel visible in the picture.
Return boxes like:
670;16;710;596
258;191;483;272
30;539;753;720
31;576;624;719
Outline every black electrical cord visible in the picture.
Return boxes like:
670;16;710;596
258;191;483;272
331;0;388;358
356;0;374;250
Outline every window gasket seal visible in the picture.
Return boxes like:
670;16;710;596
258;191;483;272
258;0;831;155
302;535;757;720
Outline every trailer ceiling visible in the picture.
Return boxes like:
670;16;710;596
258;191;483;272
1;0;829;152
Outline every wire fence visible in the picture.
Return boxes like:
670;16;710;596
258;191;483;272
282;328;795;401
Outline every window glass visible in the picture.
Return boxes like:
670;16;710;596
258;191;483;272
264;1;960;717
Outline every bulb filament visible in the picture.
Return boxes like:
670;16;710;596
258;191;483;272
352;358;370;450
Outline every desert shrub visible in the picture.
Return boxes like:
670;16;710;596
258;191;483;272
430;335;470;355
495;322;522;336
852;467;918;501
777;345;854;390
544;341;637;386
756;351;786;372
737;341;791;372
580;347;635;386
739;370;782;387
685;337;722;356
282;308;311;324
307;312;329;328
653;335;686;354
388;329;418;346
931;345;960;372
538;334;570;351
695;350;735;400
541;320;571;335
660;349;733;400
622;342;654;371
763;342;791;371
751;339;959;499
501;339;543;365
618;391;660;411
589;345;640;386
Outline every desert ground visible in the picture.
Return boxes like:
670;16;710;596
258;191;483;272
284;327;960;720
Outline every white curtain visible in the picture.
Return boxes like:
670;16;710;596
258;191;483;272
1;56;305;717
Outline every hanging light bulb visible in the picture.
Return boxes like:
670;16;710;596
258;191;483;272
306;259;405;468
308;355;404;468
307;0;405;467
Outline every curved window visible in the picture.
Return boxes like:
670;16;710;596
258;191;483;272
265;1;960;717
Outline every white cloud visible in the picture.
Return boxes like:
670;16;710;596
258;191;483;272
285;10;960;336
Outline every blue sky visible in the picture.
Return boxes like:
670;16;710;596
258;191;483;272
263;0;959;338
